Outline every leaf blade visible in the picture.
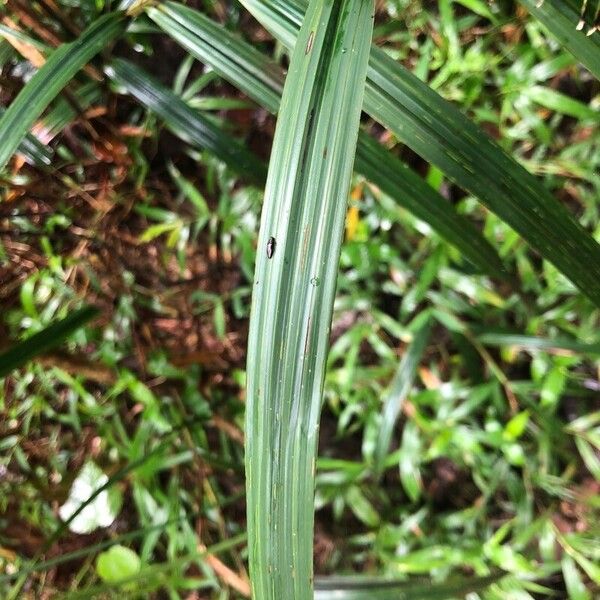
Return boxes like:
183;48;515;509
519;0;600;80
0;12;127;173
314;572;504;599
149;1;508;278
245;0;374;596
374;319;431;476
104;58;267;185
237;0;600;306
0;306;99;379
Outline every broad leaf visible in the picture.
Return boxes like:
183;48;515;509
96;545;141;584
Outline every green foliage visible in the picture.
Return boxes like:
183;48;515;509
149;1;508;278
245;0;373;596
0;12;127;171
96;545;142;584
0;306;98;378
0;0;599;598
240;0;600;305
520;0;600;78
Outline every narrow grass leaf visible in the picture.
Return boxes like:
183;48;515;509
41;82;103;140
314;572;503;599
474;331;600;356
574;437;600;481
562;555;592;600
0;106;55;165
519;0;600;80
17;132;54;166
237;0;600;306
147;2;284;113
525;85;600;121
0;13;127;173
104;58;267;185
245;0;373;597
374;319;431;476
399;420;423;502
148;1;507;278
0;306;99;379
355;133;507;277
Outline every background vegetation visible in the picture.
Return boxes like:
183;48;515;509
0;0;599;598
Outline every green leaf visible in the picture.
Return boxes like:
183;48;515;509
213;299;226;340
147;2;284;114
244;0;374;596
374;319;431;476
0;306;99;379
96;545;141;584
0;12;127;172
17;136;53;167
519;0;600;80
453;0;496;21
314;572;504;599
104;58;267;185
237;0;600;306
562;555;592;600
574;437;600;481
525;85;600;121
42;82;103;140
139;221;182;243
355;133;507;277
0;107;55;166
503;410;530;441
474;330;600;356
540;365;567;409
149;1;507;278
399;421;423;502
346;486;380;527
557;530;600;586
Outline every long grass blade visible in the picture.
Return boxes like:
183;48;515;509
314;572;503;599
474;330;600;356
0;106;54;165
0;306;99;379
374;319;431;477
520;0;600;80
245;0;373;596
104;58;267;185
40;82;103;141
237;0;600;306
147;2;284;114
355;133;507;277
0;13;127;173
16;131;54;166
148;1;507;278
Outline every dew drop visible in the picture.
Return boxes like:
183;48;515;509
310;277;320;287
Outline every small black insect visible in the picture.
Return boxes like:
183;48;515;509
266;236;276;259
